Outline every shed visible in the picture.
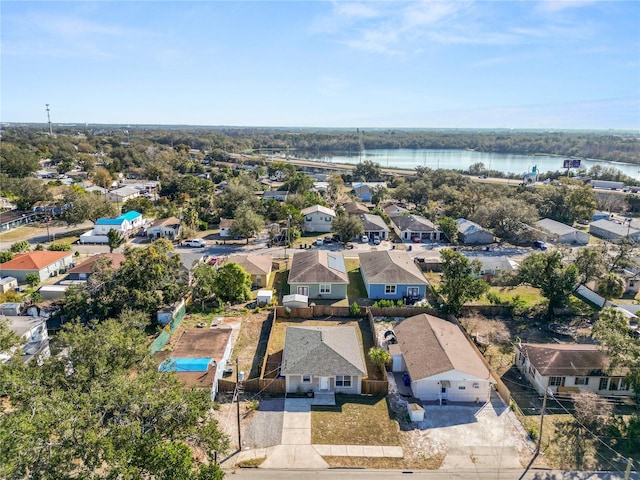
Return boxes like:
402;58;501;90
389;343;404;372
0;276;18;293
38;285;69;300
257;290;273;306
0;302;24;316
282;294;308;308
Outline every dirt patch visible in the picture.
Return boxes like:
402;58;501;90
231;312;272;379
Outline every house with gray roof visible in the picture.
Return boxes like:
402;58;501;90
456;218;494;245
343;201;369;215
535;218;589;245
281;326;366;396
390;214;441;242
392;314;493;403
515;343;633;398
589;218;640;242
288;250;348;300
358;213;390;240
467;255;518;282
359;250;428;301
301;205;336;233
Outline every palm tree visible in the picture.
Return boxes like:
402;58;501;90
368;347;391;375
597;272;625;306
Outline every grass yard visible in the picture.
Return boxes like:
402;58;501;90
345;258;367;302
0;225;44;242
322;454;444;470
477;285;544;307
312;395;400;446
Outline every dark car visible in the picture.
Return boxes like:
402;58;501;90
533;240;548;250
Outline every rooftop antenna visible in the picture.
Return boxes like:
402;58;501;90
45;104;52;135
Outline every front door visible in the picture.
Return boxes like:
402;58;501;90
297;286;309;296
319;376;329;391
407;287;420;298
441;386;448;398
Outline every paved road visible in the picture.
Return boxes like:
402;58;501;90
224;468;637;480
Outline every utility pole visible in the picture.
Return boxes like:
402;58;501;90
235;357;242;451
45;104;52;135
536;378;551;455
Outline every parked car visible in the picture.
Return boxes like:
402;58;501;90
373;236;381;245
323;237;333;244
532;240;548;250
183;239;206;248
315;237;323;246
361;235;369;243
412;236;421;243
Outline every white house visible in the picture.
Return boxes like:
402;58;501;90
390;214;441;242
0;251;74;283
219;218;234;237
1;316;50;363
146;216;182;240
301;205;336;233
392;314;493;403
535;218;590;245
515;343;633;398
107;185;142;203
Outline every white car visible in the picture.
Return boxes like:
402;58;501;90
183;239;206;248
361;235;369;243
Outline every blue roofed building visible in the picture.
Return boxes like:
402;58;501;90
94;211;143;235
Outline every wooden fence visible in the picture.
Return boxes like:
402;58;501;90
217;378;286;395
362;378;389;395
368;307;438;318
275;305;351;318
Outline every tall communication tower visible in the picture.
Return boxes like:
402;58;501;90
45;104;52;135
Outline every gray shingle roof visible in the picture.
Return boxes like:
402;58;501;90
359;250;428;285
301;205;336;217
390;214;438;233
223;254;272;275
516;343;626;376
281;326;366;376
359;213;389;232
456;218;489;236
535;218;579;236
288;251;348;284
394;314;491;381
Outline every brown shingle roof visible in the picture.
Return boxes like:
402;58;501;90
223;254;272;276
0;251;72;271
150;216;181;228
288;250;348;284
394;314;491;381
516;343;621;376
67;253;125;274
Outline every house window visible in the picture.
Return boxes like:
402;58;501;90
297;286;309;296
549;376;564;387
407;287;420;297
385;285;396;295
608;378;628;391
305;216;312;222
256;275;262;284
458;383;466;390
574;377;589;386
518;353;526;366
319;284;331;295
325;217;332;222
302;375;311;383
599;378;608;390
528;365;535;376
336;375;351;387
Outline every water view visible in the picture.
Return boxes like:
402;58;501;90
303;149;640;180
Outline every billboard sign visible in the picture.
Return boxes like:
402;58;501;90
563;159;581;169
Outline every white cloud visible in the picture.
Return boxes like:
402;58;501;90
536;0;599;13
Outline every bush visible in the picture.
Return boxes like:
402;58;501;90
10;241;30;253
372;299;399;308
25;273;40;287
0;251;14;263
486;291;503;305
31;292;42;303
349;301;361;317
34;244;44;251
48;242;72;251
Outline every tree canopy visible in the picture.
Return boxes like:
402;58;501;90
438;249;489;316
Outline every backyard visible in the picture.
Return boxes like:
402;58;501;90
345;258;368;304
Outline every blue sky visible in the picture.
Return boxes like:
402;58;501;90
2;1;639;129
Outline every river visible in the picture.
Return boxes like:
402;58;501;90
298;149;640;180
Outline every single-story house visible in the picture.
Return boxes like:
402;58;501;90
38;285;69;300
263;190;289;202
535;218;589;245
66;253;126;281
343;201;369;215
288;250;349;300
85;185;107;195
107;185;142;203
392;314;494;403
146;216;182;240
390;214;441;242
0;251;74;283
589;218;640;242
382;202;408;215
93;211;143;236
352;182;387;202
0;276;18;293
222;254;273;288
359;250;428;301
1;316;50;363
456;218;494;245
281;326;366;396
468;255;518;281
358;213;390;240
0;210;38;232
301;205;336;233
592;211;612;222
219;218;234;237
515;343;633;398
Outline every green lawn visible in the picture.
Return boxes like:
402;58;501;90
312;395;400;446
345;258;367;302
478;285;545;307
